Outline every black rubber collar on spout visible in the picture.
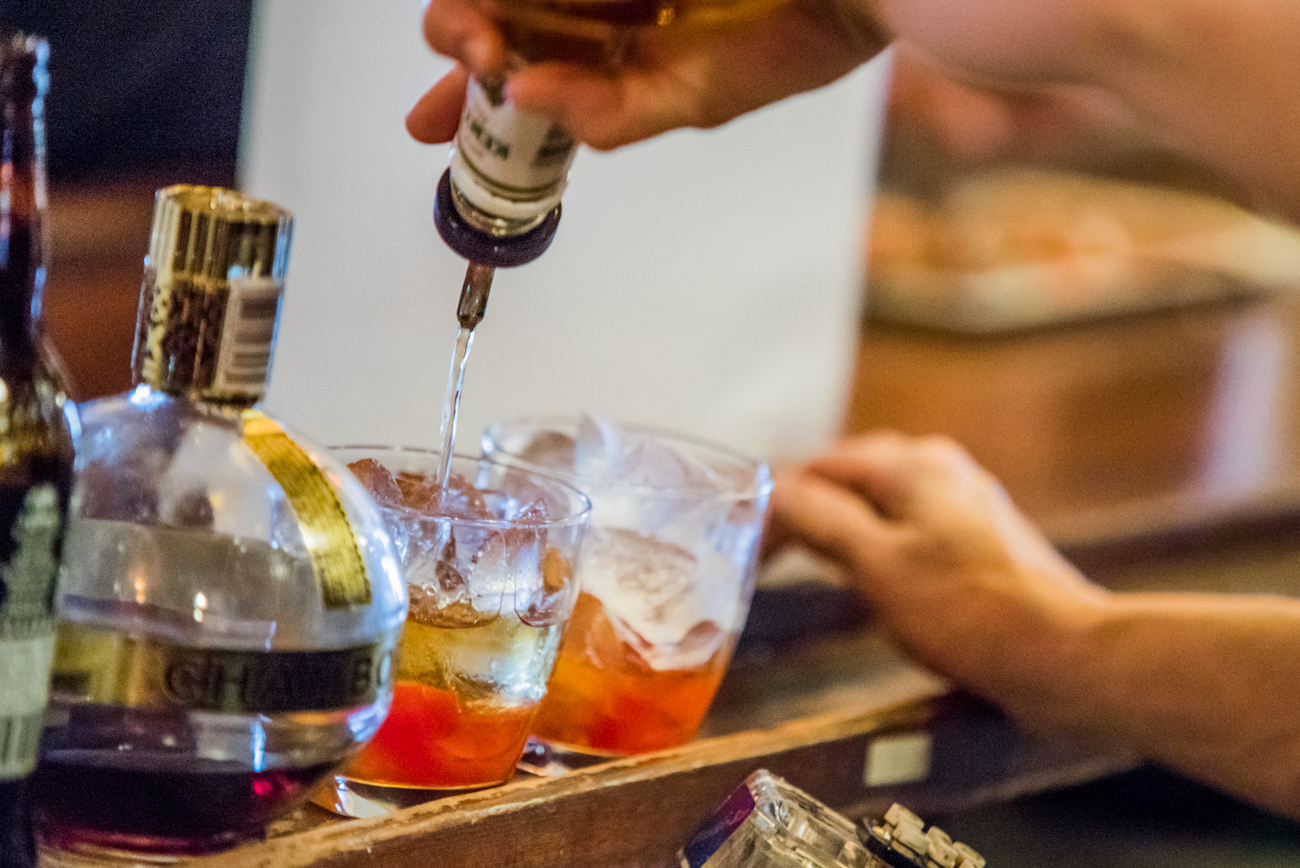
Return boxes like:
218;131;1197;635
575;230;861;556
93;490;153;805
433;169;561;267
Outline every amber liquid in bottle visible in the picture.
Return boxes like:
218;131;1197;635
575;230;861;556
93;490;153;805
481;0;787;62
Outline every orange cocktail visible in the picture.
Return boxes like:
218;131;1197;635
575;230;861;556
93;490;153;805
483;415;773;769
345;617;555;789
530;592;732;754
322;448;589;810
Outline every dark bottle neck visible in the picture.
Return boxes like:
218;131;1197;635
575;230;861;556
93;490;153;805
0;37;47;362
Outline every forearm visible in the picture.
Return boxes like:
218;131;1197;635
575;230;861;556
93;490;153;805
875;0;1300;221
777;439;1300;817
990;590;1300;819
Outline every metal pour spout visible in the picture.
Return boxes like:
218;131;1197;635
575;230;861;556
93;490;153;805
456;262;495;330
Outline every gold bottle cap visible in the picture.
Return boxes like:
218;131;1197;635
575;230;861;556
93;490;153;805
132;185;293;405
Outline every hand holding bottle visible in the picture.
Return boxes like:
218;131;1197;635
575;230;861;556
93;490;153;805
410;0;1300;222
406;0;889;149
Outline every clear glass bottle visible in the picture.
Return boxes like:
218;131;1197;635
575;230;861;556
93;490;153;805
0;31;77;868
31;186;407;859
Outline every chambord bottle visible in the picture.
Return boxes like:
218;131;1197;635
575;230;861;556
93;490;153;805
32;186;407;859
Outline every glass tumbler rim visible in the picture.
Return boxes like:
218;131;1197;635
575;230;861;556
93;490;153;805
330;444;593;532
480;414;773;502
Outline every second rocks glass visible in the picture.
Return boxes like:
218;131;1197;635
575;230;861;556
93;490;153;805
482;415;772;772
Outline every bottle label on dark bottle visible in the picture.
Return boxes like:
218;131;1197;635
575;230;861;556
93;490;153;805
0;484;63;779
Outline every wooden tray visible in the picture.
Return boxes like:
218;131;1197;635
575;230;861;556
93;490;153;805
69;628;1120;868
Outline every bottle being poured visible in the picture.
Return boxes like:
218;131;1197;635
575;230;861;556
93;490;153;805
431;72;573;489
430;0;785;485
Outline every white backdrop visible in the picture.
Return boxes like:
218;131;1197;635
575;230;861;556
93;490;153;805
241;0;891;463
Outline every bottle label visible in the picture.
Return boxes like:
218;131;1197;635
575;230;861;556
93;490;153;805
52;623;392;714
241;410;372;610
0;484;64;779
455;77;576;199
212;276;283;395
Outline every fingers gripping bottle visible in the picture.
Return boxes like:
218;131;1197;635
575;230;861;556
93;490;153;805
432;0;784;326
433;76;574;333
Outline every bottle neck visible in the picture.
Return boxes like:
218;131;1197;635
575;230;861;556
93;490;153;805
131;186;293;407
0;39;47;361
131;266;284;408
447;77;576;232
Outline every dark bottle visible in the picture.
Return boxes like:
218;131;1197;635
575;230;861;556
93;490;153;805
0;31;77;868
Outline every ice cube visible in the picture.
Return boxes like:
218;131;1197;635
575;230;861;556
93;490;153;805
466;528;528;609
574;414;624;481
634;618;727;672
507;496;550;525
395;470;440;511
408;583;490;628
434;613;563;705
431;473;492;521
516;546;577;627
518;430;576;470
577;528;738;669
572;414;720;491
347;458;403;508
618;435;712;492
562;591;654;674
406;536;501;628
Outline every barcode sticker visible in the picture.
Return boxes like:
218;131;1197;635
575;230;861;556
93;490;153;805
213;276;283;394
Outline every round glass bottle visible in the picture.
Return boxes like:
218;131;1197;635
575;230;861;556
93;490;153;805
33;187;407;860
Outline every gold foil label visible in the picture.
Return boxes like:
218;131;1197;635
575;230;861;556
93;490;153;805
132;187;292;404
52;623;390;714
241;410;371;608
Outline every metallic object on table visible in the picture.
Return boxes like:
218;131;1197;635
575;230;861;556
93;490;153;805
680;770;986;868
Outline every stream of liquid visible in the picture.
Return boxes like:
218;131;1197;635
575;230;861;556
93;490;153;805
434;325;475;490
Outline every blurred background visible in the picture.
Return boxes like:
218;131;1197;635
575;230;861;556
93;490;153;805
12;0;253;400
21;1;1300;532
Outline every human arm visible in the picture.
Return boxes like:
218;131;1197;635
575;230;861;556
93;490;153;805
767;431;1300;818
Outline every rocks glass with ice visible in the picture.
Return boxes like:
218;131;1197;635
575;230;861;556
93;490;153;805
481;416;772;768
320;447;590;815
